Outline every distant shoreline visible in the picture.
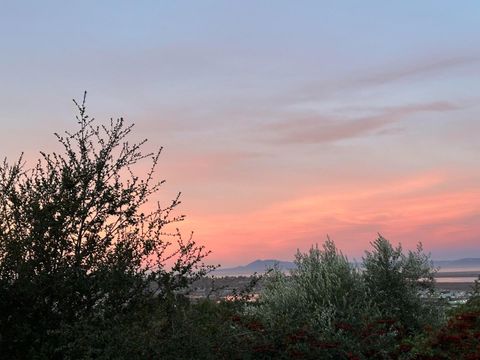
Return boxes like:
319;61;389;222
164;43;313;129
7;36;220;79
213;270;480;278
435;282;475;291
435;271;480;278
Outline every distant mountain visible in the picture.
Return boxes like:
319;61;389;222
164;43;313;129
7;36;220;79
213;258;480;277
213;259;295;276
433;258;480;270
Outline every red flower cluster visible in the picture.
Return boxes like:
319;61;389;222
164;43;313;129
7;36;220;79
423;310;480;359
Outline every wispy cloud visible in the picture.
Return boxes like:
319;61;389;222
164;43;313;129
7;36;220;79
259;101;459;144
355;56;479;87
294;55;480;102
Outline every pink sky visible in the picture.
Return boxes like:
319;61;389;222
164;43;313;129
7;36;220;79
1;2;480;266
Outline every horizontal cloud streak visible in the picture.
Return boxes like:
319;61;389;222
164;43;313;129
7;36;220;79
356;56;480;87
296;55;480;102
260;101;459;144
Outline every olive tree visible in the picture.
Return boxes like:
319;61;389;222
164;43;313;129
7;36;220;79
256;239;370;340
253;236;442;358
362;235;440;333
0;93;212;358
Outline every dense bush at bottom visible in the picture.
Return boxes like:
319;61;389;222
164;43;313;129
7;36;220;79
43;278;479;360
13;236;475;360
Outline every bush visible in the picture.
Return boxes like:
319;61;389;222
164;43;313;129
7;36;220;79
363;236;442;333
253;239;370;358
258;239;368;332
252;236;443;359
408;278;480;359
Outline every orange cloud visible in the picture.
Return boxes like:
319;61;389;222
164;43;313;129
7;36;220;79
182;171;480;266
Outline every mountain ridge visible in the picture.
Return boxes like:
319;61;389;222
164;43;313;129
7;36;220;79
213;258;480;276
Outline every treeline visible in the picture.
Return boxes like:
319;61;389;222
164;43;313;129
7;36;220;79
1;97;479;359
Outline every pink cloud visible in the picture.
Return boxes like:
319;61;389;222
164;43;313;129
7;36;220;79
356;56;480;87
182;171;480;265
261;101;459;144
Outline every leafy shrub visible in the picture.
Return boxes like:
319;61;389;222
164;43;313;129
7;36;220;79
363;236;442;333
257;239;368;333
251;236;443;358
408;279;480;359
251;239;370;358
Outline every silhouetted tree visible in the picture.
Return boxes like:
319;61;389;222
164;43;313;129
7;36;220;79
0;93;213;358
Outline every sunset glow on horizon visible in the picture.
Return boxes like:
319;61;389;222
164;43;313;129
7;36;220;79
1;1;479;266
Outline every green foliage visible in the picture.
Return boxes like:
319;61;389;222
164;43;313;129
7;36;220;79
407;292;480;359
251;239;370;358
251;235;444;358
363;236;441;333
0;94;212;359
257;239;368;333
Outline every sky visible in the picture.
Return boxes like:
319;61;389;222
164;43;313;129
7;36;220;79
1;1;479;266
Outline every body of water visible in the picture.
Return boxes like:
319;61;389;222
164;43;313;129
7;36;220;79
435;277;478;283
435;266;480;283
